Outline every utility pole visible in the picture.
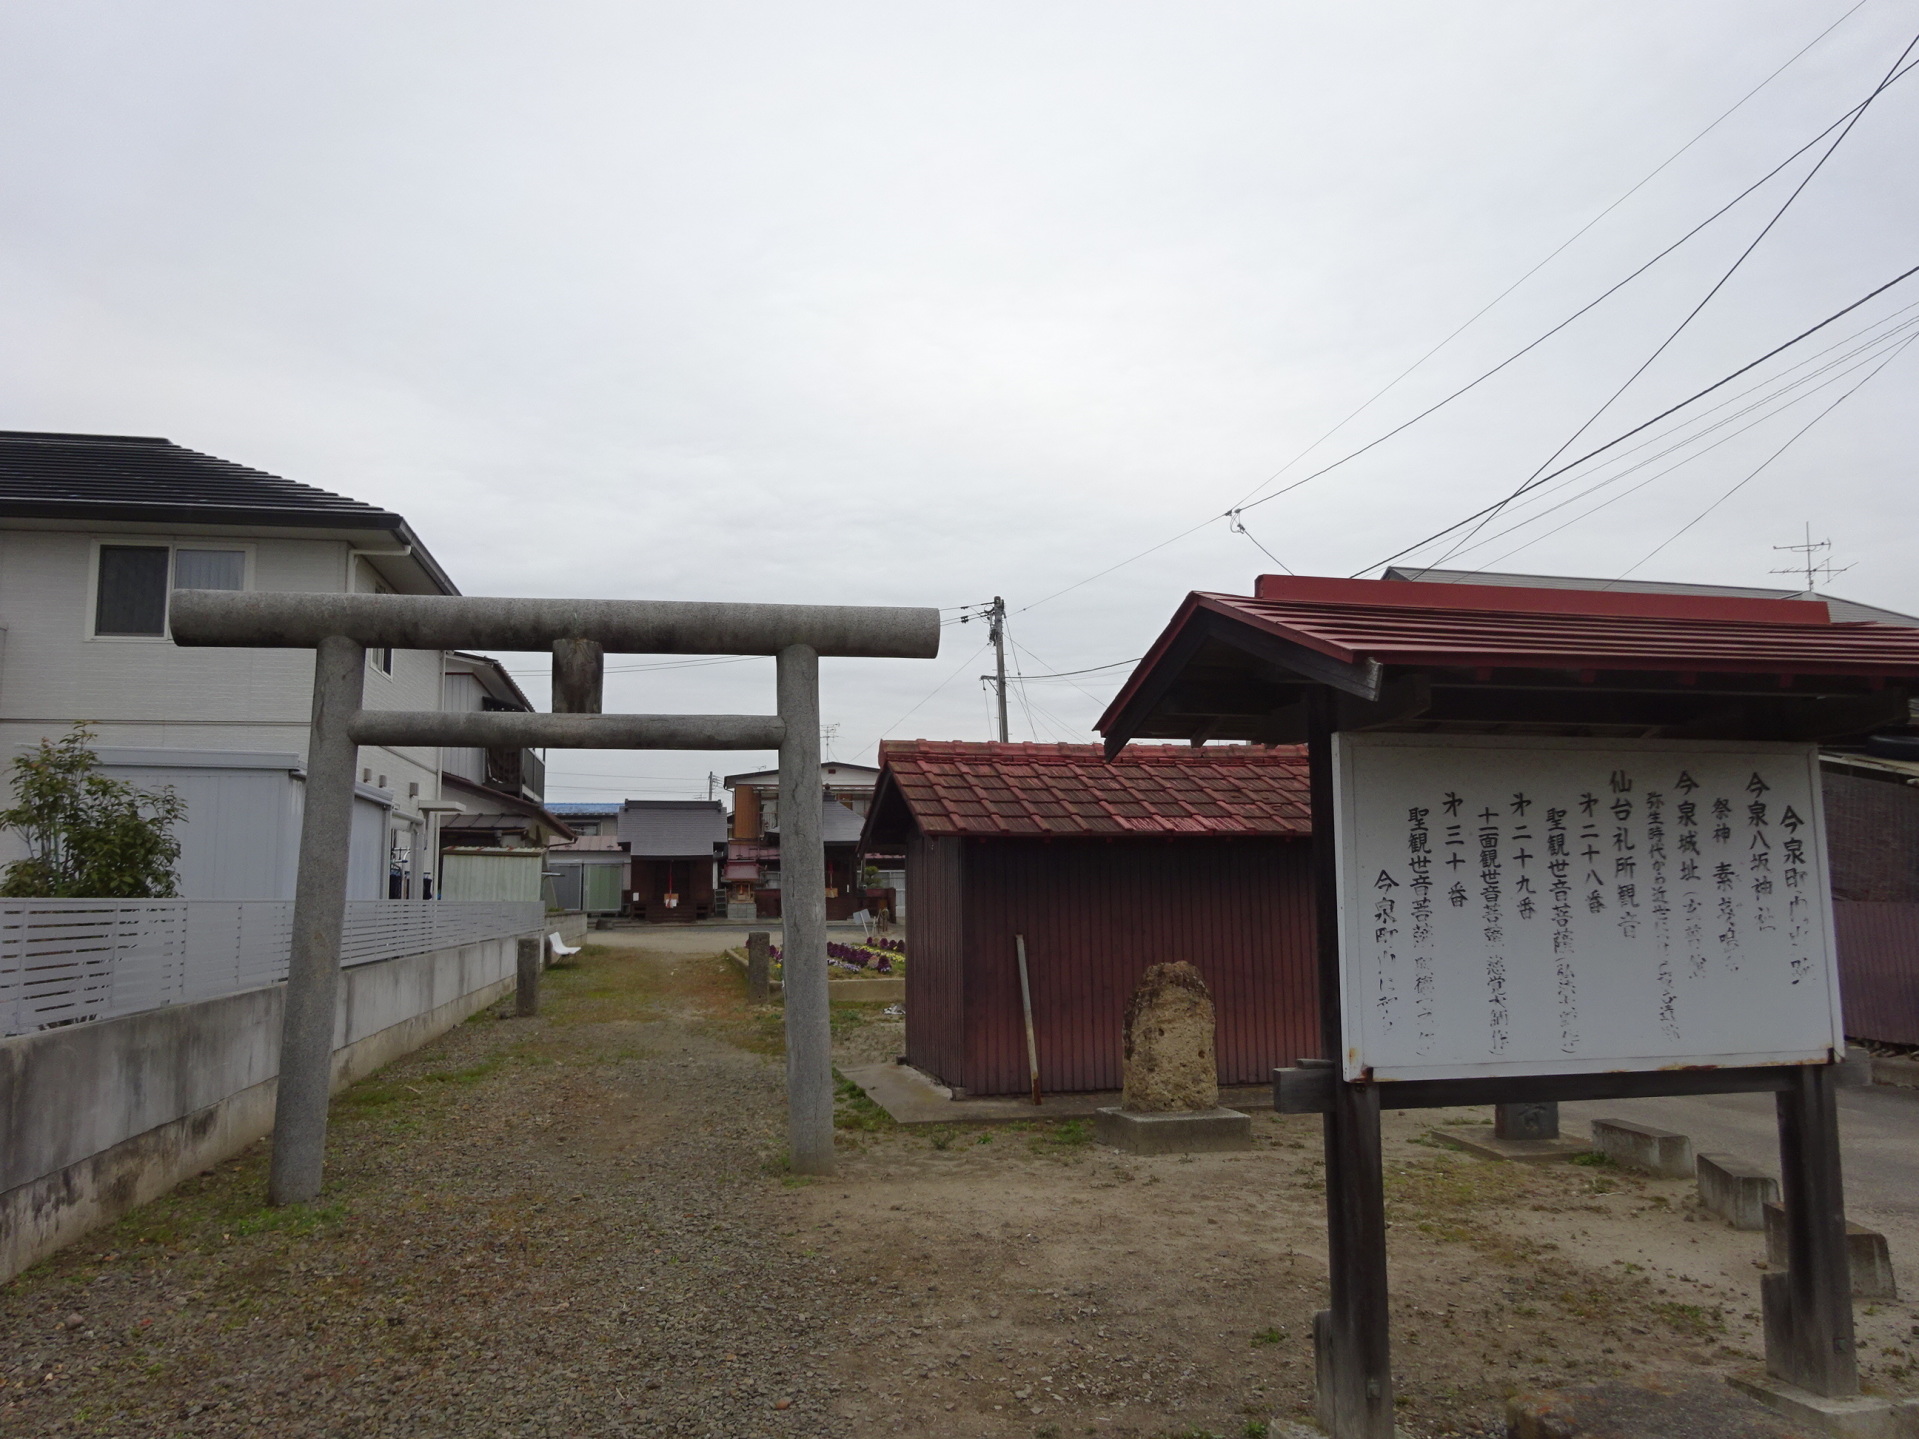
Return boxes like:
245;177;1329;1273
706;771;718;802
989;596;1008;743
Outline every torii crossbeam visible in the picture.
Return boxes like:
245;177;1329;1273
171;591;940;1203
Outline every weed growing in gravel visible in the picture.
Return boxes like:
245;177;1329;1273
230;1202;349;1238
1652;1300;1726;1338
1027;1120;1093;1156
1249;1327;1285;1346
1568;1151;1614;1168
1384;1153;1534;1240
833;1073;898;1133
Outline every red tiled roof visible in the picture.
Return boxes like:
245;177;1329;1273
875;741;1310;839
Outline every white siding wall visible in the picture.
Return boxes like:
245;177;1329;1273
439;671;488;785
93;753;304;900
0;528;449;892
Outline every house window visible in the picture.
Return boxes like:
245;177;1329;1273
95;546;172;635
173;549;246;591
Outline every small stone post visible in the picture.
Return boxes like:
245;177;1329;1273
1122;961;1220;1112
1495;1102;1559;1141
746;931;771;1003
516;936;542;1017
1096;962;1250;1155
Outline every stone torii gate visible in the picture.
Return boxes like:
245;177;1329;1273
169;591;940;1203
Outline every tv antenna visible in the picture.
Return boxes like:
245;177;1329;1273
1770;524;1852;594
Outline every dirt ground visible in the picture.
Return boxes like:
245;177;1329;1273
5;936;1917;1439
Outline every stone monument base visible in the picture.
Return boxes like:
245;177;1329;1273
1094;1106;1252;1156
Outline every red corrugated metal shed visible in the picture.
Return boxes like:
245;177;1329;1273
876;740;1310;839
867;742;1318;1097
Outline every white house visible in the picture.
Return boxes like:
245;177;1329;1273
0;429;565;900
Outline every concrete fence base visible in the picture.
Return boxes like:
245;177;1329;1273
1763;1201;1898;1299
1;932;528;1284
1590;1117;1696;1179
1697;1151;1781;1230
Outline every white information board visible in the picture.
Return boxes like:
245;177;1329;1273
1334;734;1842;1082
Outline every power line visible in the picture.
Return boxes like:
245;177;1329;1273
1235;51;1919;530
1009;42;1919;615
1436;313;1919;564
1464;333;1917;570
1013;518;1217;616
1356;257;1919;575
1003;656;1144;680
1427;23;1919;569
1611;333;1918;582
1221;0;1873;519
1430;301;1919;540
861;639;993;748
1009;638;1116;709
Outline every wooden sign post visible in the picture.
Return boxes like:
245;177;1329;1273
1095;575;1919;1437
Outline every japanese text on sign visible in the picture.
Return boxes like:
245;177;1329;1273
1335;735;1842;1082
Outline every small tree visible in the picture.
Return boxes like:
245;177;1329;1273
0;726;186;898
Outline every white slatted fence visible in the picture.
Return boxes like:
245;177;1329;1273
0;900;541;1037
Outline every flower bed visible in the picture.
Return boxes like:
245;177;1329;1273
765;940;905;981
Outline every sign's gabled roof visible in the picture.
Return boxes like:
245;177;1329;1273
1105;575;1919;755
865;740;1310;843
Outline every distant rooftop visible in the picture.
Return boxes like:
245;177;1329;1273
1382;566;1919;627
617;799;728;858
723;761;881;788
0;430;457;594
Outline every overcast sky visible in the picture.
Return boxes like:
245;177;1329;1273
4;3;1915;802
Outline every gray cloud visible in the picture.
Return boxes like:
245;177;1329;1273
2;2;1912;798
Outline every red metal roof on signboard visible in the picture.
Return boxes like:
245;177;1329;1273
875;740;1311;839
1098;578;1919;731
1210;594;1919;672
1248;573;1833;624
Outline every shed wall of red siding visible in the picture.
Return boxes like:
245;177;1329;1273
1834;898;1919;1046
903;833;966;1085
1824;771;1919;902
956;837;1317;1095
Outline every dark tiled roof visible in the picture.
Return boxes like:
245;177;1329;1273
872;741;1310;840
0;431;403;526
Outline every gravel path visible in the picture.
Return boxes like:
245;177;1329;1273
1;943;855;1438
11;938;1917;1438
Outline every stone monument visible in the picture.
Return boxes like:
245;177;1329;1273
1095;962;1252;1154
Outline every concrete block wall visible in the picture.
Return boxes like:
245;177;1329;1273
0;933;529;1283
